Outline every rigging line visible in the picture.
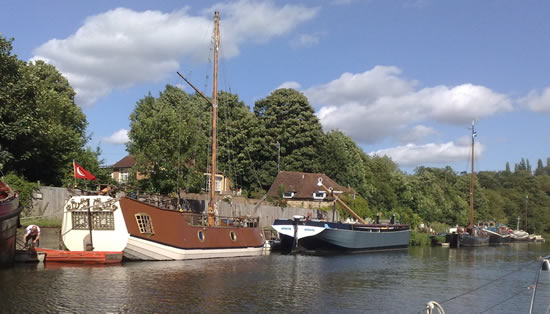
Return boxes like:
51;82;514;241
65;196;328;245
438;259;538;305
220;96;238;188
480;286;529;313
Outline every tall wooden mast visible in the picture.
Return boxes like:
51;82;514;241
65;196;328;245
469;120;476;232
208;11;220;227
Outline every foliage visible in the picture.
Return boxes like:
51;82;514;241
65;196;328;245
0;35;90;186
409;231;431;246
127;86;208;194
320;131;371;197
254;88;325;188
2;172;39;215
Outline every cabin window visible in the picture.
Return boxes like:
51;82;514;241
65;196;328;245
282;192;295;199
230;231;237;242
92;212;115;230
313;191;326;200
135;213;154;235
71;211;114;230
72;212;89;230
198;230;205;242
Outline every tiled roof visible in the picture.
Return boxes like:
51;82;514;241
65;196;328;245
266;171;351;199
112;155;136;169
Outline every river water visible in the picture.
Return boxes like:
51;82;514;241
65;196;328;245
1;243;550;313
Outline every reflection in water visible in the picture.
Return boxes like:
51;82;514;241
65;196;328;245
1;243;549;313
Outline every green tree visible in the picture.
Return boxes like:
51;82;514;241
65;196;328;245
127;85;207;194
535;158;545;176
217;91;264;192
253;88;325;188
1;36;88;185
319;130;371;196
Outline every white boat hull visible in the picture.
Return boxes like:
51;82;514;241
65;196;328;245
124;236;267;260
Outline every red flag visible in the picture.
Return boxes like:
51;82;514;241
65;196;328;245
73;161;97;181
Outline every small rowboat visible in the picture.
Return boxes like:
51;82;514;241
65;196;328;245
35;248;123;264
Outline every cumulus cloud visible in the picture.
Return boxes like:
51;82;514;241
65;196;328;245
523;87;550;112
370;139;483;167
290;33;320;48
397;125;437;143
102;129;129;145
32;1;319;106
308;65;512;145
277;81;302;90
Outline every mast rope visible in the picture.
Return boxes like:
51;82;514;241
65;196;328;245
417;259;538;314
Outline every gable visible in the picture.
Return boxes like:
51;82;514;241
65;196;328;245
267;171;351;200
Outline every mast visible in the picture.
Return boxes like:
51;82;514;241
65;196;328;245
208;11;220;227
469;121;476;233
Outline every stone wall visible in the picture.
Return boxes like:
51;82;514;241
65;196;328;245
28;187;340;230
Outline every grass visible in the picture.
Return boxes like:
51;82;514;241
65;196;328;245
19;217;62;228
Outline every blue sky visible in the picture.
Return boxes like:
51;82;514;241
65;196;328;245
2;0;550;173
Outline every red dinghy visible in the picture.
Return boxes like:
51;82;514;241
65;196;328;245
35;248;123;264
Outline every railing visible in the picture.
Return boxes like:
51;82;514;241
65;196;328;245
178;211;259;228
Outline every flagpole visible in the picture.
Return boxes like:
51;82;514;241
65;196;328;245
73;159;76;188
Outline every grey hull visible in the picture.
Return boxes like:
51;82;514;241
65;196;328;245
299;228;410;252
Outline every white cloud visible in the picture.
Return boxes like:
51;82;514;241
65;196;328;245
308;65;512;145
277;81;302;90
102;129;129;145
290;34;320;48
397;125;437;143
523;87;550;112
32;2;319;106
370;140;484;167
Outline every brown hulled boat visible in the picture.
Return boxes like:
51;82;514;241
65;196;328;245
119;197;265;260
0;180;23;267
118;11;266;260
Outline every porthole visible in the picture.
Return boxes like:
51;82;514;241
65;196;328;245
198;230;205;242
230;231;237;242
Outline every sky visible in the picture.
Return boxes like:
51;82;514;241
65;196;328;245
2;0;550;174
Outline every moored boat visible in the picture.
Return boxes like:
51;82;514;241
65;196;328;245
273;218;410;254
0;180;23;267
118;12;266;261
273;178;410;254
62;195;128;252
119;196;265;260
450;121;489;248
35;247;123;264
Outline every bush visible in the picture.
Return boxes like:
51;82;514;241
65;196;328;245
409;231;431;246
2;172;39;216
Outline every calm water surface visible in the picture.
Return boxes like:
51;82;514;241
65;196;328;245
2;243;550;313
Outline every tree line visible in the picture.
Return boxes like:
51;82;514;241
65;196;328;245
2;35;549;234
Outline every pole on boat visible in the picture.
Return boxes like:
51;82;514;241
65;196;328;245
468;120;476;235
86;199;94;251
317;178;367;224
206;11;220;227
177;12;219;227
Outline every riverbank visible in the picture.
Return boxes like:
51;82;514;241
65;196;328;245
15;227;62;250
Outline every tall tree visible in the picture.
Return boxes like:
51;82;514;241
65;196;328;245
1;35;88;185
253;88;325;188
217;91;264;192
319;130;371;196
127;85;207;194
535;159;545;176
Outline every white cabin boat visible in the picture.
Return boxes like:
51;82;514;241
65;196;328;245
62;195;128;252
